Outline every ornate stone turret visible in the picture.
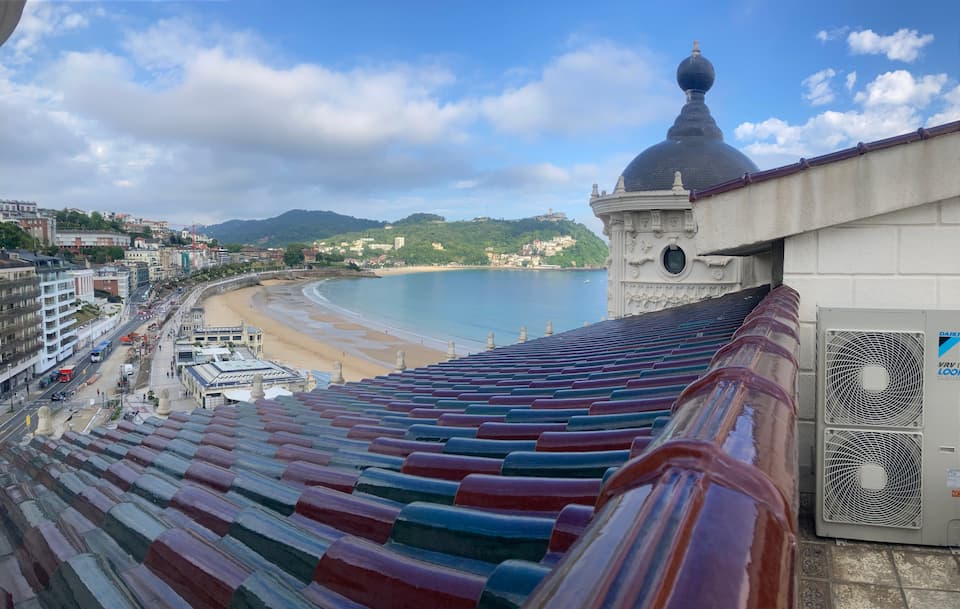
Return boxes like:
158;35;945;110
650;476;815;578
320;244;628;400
35;406;52;436
447;341;456;360
331;361;345;384
395;350;406;372
519;326;527;343
156;388;171;415
250;374;265;400
486;332;495;351
545;321;553;336
590;42;759;318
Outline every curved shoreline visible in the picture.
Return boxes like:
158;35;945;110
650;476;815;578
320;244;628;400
200;279;447;382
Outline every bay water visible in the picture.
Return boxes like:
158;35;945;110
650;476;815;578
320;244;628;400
303;268;608;353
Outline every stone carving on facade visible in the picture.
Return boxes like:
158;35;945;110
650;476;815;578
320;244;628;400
650;210;662;237
623;282;728;315
684;210;697;236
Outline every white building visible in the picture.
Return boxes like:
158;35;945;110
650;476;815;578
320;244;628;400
55;230;128;249
124;249;163;281
183;359;307;409
591;43;761;318
9;251;78;374
690;121;960;531
67;268;95;304
394;236;405;250
0;200;37;215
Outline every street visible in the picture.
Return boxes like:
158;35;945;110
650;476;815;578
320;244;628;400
0;280;158;445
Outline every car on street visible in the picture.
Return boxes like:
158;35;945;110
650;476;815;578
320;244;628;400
51;391;68;401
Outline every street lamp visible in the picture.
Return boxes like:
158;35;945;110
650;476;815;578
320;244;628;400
6;364;11;414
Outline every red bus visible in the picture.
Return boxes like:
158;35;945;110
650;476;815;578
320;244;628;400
58;365;76;383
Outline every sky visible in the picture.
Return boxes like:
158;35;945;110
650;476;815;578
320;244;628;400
1;0;959;232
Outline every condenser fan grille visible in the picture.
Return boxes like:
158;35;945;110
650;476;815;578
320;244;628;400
824;330;924;427
822;429;922;528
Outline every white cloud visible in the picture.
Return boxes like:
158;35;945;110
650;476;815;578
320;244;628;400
845;71;857;92
927;85;960;126
2;16;665;223
853;70;946;108
6;1;90;63
49;48;472;156
802;68;837;105
847;28;934;62
816;27;849;43
735;70;952;167
479;42;673;135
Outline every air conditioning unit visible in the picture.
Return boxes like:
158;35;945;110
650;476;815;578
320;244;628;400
816;308;960;545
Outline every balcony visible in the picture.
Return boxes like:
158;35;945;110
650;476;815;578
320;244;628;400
0;286;40;306
0;301;41;322
0;276;38;290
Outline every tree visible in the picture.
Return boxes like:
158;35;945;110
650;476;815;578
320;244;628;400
0;222;38;250
283;243;305;267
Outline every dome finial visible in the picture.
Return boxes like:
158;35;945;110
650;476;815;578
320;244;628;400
676;40;715;94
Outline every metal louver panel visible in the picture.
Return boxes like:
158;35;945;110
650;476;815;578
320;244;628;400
824;331;924;427
822;429;922;529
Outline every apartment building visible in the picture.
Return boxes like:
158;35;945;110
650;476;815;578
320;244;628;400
93;265;133;301
9;251;78;374
0;256;42;402
123;249;162;281
55;230;128;249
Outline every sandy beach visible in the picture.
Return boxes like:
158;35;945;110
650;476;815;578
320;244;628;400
201;279;447;382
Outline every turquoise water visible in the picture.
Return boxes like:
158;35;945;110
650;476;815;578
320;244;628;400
303;269;608;353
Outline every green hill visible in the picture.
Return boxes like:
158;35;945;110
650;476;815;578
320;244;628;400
318;217;607;268
203;209;384;246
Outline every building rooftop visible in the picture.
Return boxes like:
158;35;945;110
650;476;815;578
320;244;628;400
690;119;960;202
186;359;305;388
0;285;801;609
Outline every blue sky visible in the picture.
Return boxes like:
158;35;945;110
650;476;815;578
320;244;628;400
1;1;958;232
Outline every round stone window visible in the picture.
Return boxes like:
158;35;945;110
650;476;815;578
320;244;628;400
662;245;686;275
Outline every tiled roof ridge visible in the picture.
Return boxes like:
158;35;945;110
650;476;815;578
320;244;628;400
0;285;802;609
690;120;960;201
522;284;801;609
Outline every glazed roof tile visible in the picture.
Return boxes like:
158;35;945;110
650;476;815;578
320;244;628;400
0;284;800;609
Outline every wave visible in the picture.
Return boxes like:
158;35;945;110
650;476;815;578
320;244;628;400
301;281;474;353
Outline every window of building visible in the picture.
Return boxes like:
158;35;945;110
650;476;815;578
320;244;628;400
662;245;686;275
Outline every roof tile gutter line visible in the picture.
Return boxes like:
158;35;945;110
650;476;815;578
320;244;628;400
689;120;960;202
522;285;800;609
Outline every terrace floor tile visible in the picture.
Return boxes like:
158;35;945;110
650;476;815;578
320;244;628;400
832;583;906;609
903;589;960;609
831;544;899;586
892;550;960;591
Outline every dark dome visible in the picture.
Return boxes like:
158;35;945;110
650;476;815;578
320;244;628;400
621;43;757;192
676;50;715;93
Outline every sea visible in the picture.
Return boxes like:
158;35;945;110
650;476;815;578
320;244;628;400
303;268;608;354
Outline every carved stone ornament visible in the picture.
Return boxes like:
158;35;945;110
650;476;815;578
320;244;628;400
622;282;731;315
684;210;697;236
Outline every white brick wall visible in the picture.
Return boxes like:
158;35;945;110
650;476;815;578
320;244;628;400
784;196;960;500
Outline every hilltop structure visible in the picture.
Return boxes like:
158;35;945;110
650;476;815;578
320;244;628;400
591;43;766;318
